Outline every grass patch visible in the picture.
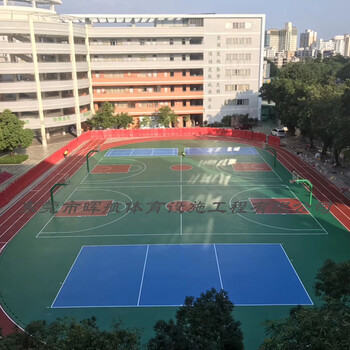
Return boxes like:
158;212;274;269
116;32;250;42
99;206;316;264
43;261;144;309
0;154;28;164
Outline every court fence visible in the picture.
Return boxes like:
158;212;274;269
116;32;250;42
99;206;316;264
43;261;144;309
0;128;279;209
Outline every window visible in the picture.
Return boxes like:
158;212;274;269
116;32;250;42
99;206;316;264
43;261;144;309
170;55;174;61
224;99;249;106
182;38;186;45
182;55;186;61
153;55;157;61
140;39;145;45
170;71;174;77
182;86;186;92
182;71;186;77
226;38;252;45
171;86;175;92
170;39;174;45
183;101;186;106
225;84;250;92
171;101;175;107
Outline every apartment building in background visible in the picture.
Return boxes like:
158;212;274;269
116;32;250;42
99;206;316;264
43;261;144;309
265;22;297;52
299;29;317;49
0;0;265;146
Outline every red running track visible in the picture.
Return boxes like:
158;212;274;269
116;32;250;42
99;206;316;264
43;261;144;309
0;135;349;335
0;138;105;334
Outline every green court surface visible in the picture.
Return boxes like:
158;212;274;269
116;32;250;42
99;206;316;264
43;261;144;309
0;139;349;350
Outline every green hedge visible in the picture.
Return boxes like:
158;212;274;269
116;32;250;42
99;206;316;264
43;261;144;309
0;154;28;164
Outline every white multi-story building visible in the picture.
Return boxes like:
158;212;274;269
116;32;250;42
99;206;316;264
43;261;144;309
0;0;94;146
0;0;265;145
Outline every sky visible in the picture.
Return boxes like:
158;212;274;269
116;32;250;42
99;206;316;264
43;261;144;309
59;0;349;40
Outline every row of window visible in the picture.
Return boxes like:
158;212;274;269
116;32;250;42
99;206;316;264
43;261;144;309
224;84;250;92
114;100;203;108
225;53;252;62
91;38;203;46
226;22;252;30
226;38;252;45
94;70;203;78
94;85;203;94
225;69;251;77
224;99;249;106
91;54;203;62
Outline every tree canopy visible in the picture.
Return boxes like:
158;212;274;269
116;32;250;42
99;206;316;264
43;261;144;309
0;109;34;153
0;317;140;350
259;259;350;350
147;288;244;350
156;106;178;128
115;112;134;129
86;103;133;130
259;59;350;162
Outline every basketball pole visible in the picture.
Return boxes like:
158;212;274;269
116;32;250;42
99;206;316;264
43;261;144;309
50;180;70;213
290;178;313;206
86;148;101;173
263;145;277;168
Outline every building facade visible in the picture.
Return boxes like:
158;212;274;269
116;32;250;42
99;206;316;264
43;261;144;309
299;29;317;49
0;0;265;144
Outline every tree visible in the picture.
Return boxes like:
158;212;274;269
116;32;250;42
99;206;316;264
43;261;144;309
140;116;152;128
0;317;140;350
259;260;350;350
265;59;279;78
115;112;134;129
0;109;34;154
156;106;177;128
147;288;244;350
86;102;116;129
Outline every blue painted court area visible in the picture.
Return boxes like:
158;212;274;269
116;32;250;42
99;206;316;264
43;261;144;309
52;244;313;308
185;147;259;156
105;148;178;157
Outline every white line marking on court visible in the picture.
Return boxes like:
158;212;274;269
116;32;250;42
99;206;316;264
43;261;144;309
0;139;103;238
229;186;326;233
258;150;283;182
82;159;147;184
37;230;326;239
137;245;149;306
80;152;105;184
213;244;224;290
279;244;314;305
37;189;132;236
51;246;84;308
36;188;78;238
286;186;328;234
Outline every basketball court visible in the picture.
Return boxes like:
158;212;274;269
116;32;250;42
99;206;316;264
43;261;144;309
0;139;349;349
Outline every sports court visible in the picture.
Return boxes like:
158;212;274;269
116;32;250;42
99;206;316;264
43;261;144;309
0;138;349;349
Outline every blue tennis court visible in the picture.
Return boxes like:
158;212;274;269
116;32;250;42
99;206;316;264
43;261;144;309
185;147;259;156
52;244;312;308
105;148;178;157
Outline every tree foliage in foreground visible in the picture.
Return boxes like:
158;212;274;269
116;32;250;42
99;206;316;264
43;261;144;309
115;112;134;129
0;317;140;350
259;259;350;350
147;288;244;350
0;109;34;153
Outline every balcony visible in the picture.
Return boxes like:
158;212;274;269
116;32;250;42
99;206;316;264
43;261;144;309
91;60;203;71
0;62;35;74
92;74;203;86
113;105;204;116
89;44;203;55
93;90;203;101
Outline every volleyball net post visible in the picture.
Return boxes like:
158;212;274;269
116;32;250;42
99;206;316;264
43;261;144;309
86;147;101;173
